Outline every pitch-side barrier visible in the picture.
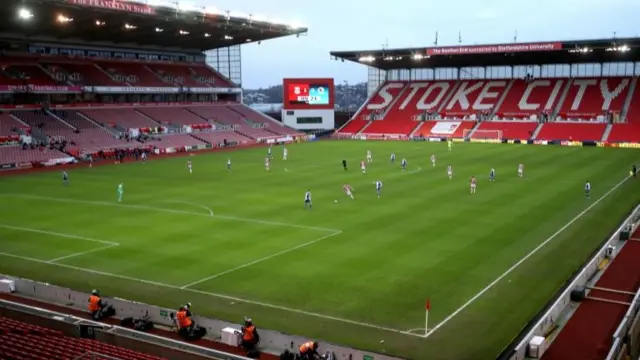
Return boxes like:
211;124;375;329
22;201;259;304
0;278;405;360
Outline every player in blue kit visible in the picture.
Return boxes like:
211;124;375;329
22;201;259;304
489;168;496;182
227;158;232;171
390;153;395;163
585;181;591;199
401;158;407;171
304;190;312;209
375;180;383;198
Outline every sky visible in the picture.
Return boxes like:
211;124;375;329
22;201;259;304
208;0;639;88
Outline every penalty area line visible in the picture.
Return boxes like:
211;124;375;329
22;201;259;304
424;174;633;339
0;224;120;263
0;251;423;338
0;194;341;233
180;230;342;288
163;200;214;216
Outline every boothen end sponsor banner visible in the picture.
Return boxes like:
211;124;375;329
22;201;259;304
67;0;156;15
426;42;562;56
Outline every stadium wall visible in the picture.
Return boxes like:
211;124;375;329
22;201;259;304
281;109;335;130
0;278;405;360
501;204;640;360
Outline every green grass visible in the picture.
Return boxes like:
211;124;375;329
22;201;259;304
0;140;638;360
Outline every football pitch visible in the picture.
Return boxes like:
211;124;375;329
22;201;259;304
0;140;638;360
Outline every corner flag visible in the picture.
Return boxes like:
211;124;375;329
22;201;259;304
425;299;431;336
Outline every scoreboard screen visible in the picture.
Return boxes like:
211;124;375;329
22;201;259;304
287;83;330;105
282;78;334;110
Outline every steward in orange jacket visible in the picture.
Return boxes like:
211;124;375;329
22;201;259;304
176;303;195;335
240;317;260;350
88;289;104;320
299;341;319;360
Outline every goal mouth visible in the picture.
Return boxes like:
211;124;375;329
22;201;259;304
464;129;503;140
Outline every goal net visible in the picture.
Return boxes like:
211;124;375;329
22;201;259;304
463;129;503;140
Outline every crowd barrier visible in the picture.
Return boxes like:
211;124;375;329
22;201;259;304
0;277;405;360
331;132;640;147
501;204;640;360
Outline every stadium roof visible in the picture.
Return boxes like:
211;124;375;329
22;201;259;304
1;0;308;52
330;38;640;70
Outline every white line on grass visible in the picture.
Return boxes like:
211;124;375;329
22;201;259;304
0;224;120;263
48;244;120;263
0;251;423;338
0;194;340;233
422;174;632;338
180;231;342;289
163;200;214;216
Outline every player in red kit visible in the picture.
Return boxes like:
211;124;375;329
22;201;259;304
360;160;366;174
470;176;477;194
343;184;354;200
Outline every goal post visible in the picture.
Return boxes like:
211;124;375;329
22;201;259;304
463;129;503;140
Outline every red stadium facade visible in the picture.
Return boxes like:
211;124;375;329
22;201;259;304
331;39;640;147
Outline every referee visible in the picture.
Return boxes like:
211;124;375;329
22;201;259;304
633;164;637;178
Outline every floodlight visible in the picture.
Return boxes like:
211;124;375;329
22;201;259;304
124;23;137;30
246;39;251;42
179;30;189;35
57;14;73;23
224;35;233;40
204;33;211;38
18;8;33;20
95;20;105;26
229;11;248;19
177;1;197;12
412;54;424;60
251;14;267;22
155;27;163;32
204;6;223;15
358;56;375;63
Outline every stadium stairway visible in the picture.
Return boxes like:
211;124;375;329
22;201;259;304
620;77;637;121
541;239;640;360
530;122;544;140
624;78;640;123
601;123;613;142
0;293;280;360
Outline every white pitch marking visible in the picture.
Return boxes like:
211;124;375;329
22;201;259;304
48;244;120;263
0;194;340;233
424;174;633;338
163;200;214;216
0;251;423;338
0;224;120;263
181;230;342;289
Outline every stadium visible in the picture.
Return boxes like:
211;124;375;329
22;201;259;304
0;1;639;360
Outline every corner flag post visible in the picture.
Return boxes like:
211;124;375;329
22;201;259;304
425;298;431;337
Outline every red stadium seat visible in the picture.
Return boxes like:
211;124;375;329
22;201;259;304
535;122;606;142
0;316;166;360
